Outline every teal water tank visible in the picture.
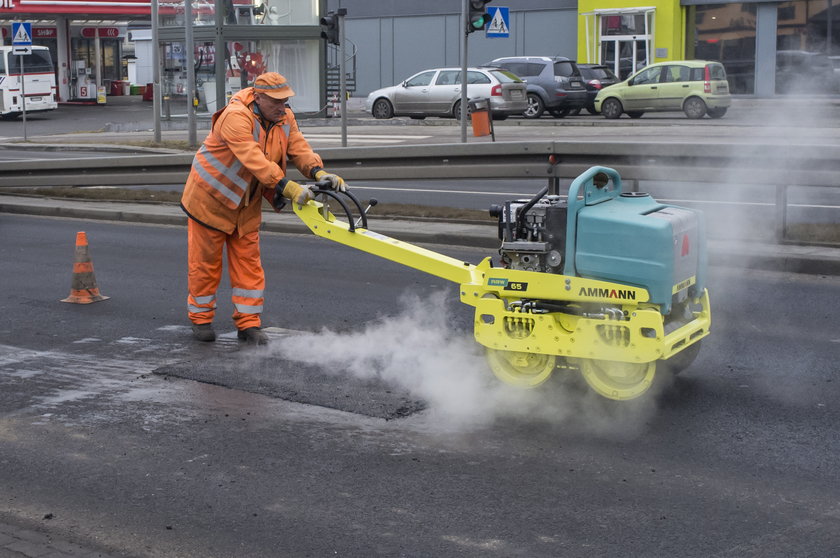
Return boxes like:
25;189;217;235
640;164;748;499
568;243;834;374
574;192;704;312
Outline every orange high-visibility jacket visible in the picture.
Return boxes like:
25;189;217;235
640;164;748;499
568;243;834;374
180;87;323;235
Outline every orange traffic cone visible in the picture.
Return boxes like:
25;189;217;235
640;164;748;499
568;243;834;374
61;231;110;304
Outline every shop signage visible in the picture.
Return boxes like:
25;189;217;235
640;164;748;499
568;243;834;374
81;27;120;38
1;0;150;15
33;27;56;38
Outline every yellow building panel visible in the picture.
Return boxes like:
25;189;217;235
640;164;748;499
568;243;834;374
577;0;687;66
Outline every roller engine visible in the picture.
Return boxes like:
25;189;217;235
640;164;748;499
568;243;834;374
490;192;568;274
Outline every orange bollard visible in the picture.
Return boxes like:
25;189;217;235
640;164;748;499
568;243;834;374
61;231;110;304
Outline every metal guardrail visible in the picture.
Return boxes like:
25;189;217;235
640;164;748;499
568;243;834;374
1;140;839;186
1;140;838;243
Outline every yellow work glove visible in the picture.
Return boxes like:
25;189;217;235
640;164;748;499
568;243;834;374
314;169;347;193
281;179;314;205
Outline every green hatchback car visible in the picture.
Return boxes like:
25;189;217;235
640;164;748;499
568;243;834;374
593;60;731;119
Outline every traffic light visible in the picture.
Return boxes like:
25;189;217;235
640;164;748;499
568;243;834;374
320;12;340;45
466;0;492;34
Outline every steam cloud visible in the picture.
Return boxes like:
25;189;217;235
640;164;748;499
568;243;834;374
271;290;659;436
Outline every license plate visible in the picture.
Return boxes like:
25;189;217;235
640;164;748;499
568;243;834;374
29;96;42;102
570;82;582;88
511;90;523;98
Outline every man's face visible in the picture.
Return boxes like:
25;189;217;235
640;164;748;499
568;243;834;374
254;92;287;122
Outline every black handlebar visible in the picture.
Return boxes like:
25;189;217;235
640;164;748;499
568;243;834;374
310;181;369;232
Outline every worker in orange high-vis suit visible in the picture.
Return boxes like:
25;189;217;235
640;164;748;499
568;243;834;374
180;72;346;345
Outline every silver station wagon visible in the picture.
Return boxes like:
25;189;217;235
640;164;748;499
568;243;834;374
365;67;528;120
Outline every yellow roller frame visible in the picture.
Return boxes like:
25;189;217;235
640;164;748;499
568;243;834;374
294;199;712;384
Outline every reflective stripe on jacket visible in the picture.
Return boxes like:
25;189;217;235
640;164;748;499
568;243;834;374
180;87;323;235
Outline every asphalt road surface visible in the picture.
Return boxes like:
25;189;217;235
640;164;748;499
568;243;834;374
1;214;839;557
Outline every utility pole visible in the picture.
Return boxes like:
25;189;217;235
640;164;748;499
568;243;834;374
185;0;197;147
460;0;468;143
339;8;347;147
20;55;27;141
152;0;161;142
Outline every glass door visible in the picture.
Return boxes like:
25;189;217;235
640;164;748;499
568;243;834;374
601;37;649;80
598;12;652;80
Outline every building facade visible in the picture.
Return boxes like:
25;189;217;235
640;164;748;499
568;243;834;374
0;0;327;112
1;0;836;107
329;0;840;97
0;0;148;102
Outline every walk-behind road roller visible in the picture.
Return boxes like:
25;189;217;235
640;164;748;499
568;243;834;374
294;166;711;401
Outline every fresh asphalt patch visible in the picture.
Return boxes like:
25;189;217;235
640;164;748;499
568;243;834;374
153;329;426;420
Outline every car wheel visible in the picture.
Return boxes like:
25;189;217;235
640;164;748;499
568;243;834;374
452;100;473;120
683;97;707;119
549;108;571;118
627;111;644;119
600;98;623;119
706;107;727;119
523;94;545;119
372;98;394;119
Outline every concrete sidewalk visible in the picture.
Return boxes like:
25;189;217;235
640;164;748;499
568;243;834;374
2;193;839;276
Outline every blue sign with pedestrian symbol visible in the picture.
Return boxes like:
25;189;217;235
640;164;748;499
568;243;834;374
12;22;33;55
486;7;509;38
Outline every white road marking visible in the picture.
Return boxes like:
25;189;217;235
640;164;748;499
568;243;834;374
305;133;431;145
305;134;430;139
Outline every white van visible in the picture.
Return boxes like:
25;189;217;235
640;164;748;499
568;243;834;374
0;46;58;120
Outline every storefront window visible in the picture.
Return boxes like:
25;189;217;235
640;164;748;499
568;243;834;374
693;4;756;94
776;0;840;93
159;0;319;27
601;14;647;36
71;39;122;82
777;0;840;53
162;38;320;115
160;0;216;26
692;1;840;94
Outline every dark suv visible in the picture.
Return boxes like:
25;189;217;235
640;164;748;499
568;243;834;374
578;64;619;114
486;56;588;118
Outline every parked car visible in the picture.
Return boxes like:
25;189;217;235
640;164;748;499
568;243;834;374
593;60;731;119
364;67;527;120
485;56;588;118
776;50;839;94
577;63;619;114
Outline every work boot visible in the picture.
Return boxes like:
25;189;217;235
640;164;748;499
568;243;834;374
191;323;216;342
237;327;268;345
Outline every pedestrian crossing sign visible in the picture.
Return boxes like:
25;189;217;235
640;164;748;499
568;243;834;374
486;7;509;38
12;22;32;45
12;22;32;55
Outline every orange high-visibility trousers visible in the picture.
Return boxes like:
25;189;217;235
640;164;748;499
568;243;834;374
187;219;265;330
